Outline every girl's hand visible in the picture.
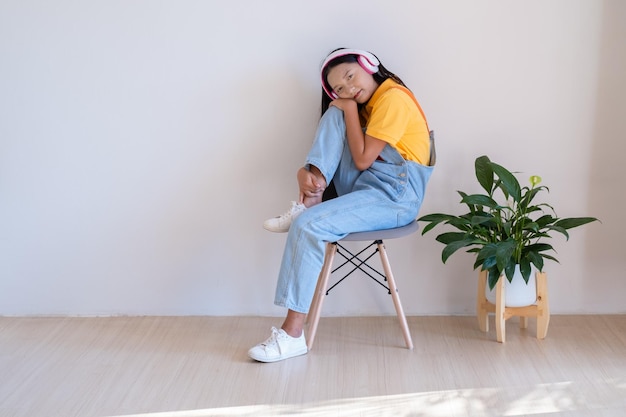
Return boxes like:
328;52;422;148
329;98;357;113
297;167;325;204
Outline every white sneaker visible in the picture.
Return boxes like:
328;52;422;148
248;327;308;363
263;201;306;233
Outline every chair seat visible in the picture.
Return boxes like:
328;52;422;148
338;220;420;242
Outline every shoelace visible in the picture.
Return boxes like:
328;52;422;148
262;327;283;353
277;202;301;220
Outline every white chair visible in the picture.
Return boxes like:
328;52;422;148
306;220;420;350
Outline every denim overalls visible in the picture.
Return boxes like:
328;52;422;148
274;106;434;313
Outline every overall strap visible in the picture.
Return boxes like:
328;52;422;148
391;85;430;132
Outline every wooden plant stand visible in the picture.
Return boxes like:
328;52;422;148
476;269;550;343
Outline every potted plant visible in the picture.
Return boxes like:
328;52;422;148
418;155;599;304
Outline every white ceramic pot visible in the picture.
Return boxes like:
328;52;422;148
485;265;537;307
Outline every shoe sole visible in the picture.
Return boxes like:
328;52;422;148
248;347;308;363
262;224;289;233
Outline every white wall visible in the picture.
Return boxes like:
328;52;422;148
1;0;624;316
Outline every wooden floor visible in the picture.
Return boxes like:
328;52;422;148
0;315;625;417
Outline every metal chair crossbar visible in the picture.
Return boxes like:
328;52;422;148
326;240;391;294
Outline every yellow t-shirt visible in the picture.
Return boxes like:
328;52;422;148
360;79;430;165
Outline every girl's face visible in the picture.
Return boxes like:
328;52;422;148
326;62;378;104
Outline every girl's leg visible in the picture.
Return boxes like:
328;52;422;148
274;187;415;315
251;107;356;362
304;106;347;185
304;107;362;194
281;310;306;337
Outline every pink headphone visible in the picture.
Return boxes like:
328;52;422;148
320;48;380;99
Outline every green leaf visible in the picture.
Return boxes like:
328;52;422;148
522;222;540;232
479;256;497;271
441;239;481;263
475;156;494;194
495;239;517;272
487;268;500;290
462;194;499;209
535;214;557;227
524;242;555;254
476;243;497;260
526;251;544;270
554;217;599;230
491;162;522;202
520;186;545;207
435;232;468;244
519;259;532;284
541;253;559;263
420;222;439;235
548;225;570;240
524;206;543;215
502;221;512;237
474;255;491;270
470;215;496;226
503;262;516;282
418;213;464;235
418;213;459;223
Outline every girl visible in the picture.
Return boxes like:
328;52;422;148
250;48;434;362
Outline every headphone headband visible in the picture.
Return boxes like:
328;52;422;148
320;48;380;99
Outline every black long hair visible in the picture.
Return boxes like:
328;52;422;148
320;50;408;116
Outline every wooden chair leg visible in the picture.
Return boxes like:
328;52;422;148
306;243;336;351
495;276;506;343
306;245;329;326
536;271;550;339
477;270;489;332
377;242;413;350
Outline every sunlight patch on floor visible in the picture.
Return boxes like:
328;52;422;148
110;378;626;417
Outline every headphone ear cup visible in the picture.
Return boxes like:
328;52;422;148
358;55;379;74
321;49;380;98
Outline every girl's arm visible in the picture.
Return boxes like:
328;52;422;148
331;99;387;171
